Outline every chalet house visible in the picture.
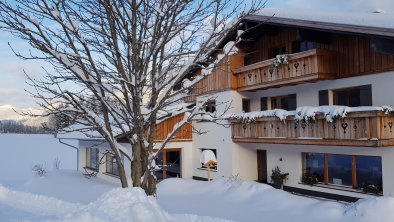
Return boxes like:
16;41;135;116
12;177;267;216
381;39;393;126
187;9;394;201
58;9;394;201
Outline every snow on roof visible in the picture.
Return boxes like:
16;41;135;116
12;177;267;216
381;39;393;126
55;124;106;140
250;8;394;34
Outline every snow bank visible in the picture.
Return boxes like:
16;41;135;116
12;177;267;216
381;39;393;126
0;170;231;222
59;188;173;222
158;178;394;222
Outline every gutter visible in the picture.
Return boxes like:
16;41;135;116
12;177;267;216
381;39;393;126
57;138;79;171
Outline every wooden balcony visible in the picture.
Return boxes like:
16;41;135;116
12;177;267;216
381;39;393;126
231;110;394;147
234;49;338;91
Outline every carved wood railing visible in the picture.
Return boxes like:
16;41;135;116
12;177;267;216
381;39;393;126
231;111;394;147
234;49;337;91
185;54;244;102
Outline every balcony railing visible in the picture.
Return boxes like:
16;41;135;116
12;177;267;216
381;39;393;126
231;109;394;147
234;49;338;91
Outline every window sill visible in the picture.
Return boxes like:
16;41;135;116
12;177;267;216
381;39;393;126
197;167;217;172
83;166;98;172
299;182;383;196
103;172;120;178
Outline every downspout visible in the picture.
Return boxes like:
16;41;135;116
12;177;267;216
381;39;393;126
57;138;79;171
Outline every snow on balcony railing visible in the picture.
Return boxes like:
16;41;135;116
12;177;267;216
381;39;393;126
229;106;394;146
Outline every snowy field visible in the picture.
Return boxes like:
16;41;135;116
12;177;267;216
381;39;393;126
0;134;76;186
1;134;394;222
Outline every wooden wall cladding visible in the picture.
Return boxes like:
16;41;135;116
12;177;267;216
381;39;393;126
242;27;394;79
154;113;192;141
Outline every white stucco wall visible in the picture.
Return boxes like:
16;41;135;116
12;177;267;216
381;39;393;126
78;140;130;185
242;71;394;111
235;142;394;198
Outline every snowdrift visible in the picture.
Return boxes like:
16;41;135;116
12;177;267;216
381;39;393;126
158;178;394;222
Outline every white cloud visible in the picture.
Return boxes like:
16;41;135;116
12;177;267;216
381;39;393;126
0;104;43;121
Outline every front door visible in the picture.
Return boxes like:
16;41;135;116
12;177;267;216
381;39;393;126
155;148;182;180
257;150;268;183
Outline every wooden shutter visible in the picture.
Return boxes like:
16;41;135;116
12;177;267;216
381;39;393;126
319;90;329;106
288;94;297;110
359;85;372;106
260;97;267;111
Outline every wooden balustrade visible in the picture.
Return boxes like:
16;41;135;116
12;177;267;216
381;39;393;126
234;49;338;91
231;111;394;147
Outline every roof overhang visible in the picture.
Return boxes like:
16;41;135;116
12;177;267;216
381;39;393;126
243;14;394;39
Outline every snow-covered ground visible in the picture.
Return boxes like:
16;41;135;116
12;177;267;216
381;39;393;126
158;178;394;222
1;134;394;222
1;170;394;222
0;134;76;186
0;171;229;222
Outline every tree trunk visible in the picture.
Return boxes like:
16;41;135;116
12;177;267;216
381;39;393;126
132;142;143;187
114;155;128;188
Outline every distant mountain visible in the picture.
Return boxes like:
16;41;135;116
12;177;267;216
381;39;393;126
0;105;49;133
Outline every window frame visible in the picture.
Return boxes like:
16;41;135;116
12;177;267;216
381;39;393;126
105;152;123;176
269;94;296;111
86;148;99;171
199;148;217;170
204;100;216;113
301;152;383;194
332;85;372;107
242;99;251;113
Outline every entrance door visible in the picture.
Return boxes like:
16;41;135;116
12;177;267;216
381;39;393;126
155;148;182;180
257;150;267;183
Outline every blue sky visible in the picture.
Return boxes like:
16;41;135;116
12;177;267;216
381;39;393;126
0;0;393;111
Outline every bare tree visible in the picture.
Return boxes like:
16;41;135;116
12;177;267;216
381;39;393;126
0;0;264;195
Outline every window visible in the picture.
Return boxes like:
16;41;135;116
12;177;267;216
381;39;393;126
268;45;286;59
154;149;182;180
333;85;372;107
261;97;268;111
106;152;124;176
356;156;382;191
328;154;352;186
302;153;324;183
244;57;251;66
242;99;250;112
270;94;296;110
292;41;314;53
200;149;217;170
205;100;216;113
302;153;383;193
86;148;99;170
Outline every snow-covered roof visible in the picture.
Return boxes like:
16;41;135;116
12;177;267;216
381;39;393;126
245;8;394;37
55;124;106;140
